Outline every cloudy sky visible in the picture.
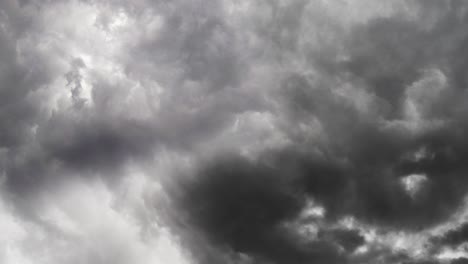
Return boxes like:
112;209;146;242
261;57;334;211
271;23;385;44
4;0;468;263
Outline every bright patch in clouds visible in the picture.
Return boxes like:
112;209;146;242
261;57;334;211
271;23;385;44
401;173;428;197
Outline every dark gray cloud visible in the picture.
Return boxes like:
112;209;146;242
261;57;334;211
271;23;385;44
433;223;468;247
451;258;468;264
170;1;468;263
3;0;468;264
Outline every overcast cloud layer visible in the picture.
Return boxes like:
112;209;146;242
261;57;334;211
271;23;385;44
4;0;468;263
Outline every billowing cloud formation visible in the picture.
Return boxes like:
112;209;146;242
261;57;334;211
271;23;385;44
3;0;468;263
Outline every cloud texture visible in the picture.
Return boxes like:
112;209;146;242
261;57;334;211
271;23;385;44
3;0;468;263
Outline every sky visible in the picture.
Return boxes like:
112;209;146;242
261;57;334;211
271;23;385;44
3;0;468;263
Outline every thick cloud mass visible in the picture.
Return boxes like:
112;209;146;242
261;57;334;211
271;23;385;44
3;0;468;263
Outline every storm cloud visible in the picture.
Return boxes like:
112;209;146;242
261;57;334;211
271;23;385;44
2;0;468;263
